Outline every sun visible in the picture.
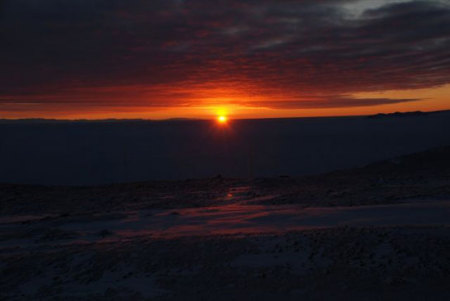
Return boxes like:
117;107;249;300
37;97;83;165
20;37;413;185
217;115;228;124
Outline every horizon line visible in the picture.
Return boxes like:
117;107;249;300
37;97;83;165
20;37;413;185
0;109;448;123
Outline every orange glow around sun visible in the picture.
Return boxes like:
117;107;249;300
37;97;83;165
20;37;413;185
2;83;450;120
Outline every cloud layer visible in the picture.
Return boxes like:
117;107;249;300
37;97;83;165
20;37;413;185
1;0;449;110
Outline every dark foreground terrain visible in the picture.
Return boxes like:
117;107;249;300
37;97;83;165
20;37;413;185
1;111;450;185
1;146;450;300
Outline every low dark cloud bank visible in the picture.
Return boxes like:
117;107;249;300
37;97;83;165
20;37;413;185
0;0;449;109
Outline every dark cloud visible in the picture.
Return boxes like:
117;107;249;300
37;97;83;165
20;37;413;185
242;97;421;109
0;0;449;110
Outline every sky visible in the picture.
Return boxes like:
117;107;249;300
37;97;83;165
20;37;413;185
0;0;449;119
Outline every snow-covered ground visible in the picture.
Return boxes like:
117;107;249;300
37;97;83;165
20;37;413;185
1;220;450;300
1;144;450;300
1;197;450;300
2;200;450;247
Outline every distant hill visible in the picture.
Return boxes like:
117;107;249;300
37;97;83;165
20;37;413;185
367;110;449;119
251;144;450;207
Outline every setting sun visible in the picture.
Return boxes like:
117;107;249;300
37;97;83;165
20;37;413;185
217;115;228;124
